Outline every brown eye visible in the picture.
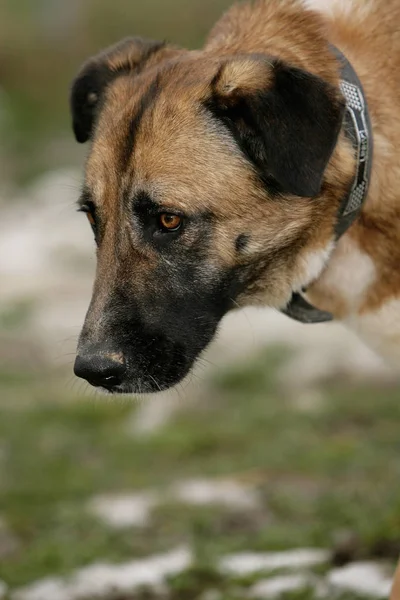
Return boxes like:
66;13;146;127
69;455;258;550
159;213;182;232
87;212;96;227
78;203;97;240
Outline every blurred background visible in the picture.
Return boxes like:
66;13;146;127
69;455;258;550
0;1;399;599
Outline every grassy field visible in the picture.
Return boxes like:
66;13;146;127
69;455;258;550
0;350;398;598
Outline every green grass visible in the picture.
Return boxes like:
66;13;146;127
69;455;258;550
0;350;398;598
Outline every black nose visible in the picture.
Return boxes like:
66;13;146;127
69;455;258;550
74;353;127;390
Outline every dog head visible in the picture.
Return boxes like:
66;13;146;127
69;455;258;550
71;36;351;393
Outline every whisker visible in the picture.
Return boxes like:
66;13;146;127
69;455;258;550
148;373;162;393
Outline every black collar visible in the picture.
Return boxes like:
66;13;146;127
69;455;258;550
282;45;374;324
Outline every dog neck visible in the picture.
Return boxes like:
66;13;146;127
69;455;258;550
282;44;373;324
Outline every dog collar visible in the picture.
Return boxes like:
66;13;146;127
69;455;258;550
282;45;373;324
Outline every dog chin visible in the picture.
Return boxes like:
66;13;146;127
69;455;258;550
97;378;180;396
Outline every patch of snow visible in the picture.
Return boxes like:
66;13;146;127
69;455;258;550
171;478;262;511
87;478;264;531
249;574;314;598
0;170;94;362
220;548;330;577
327;562;393;598
87;492;158;529
12;546;192;600
12;578;71;600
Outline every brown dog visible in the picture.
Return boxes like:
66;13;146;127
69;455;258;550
70;0;400;395
70;1;400;593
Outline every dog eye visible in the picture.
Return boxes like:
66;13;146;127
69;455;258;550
86;211;96;228
79;203;97;237
158;213;183;232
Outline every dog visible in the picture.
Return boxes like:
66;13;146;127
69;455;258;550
70;1;400;593
70;0;400;395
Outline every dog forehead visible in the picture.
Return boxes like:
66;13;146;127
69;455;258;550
91;56;212;136
87;76;142;161
85;65;205;186
85;65;255;212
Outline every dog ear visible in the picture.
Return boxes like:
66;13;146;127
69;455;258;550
208;56;346;197
70;37;168;143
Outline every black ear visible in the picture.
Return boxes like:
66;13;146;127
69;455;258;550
208;56;346;197
70;37;166;143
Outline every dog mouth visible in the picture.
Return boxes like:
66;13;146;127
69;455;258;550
94;372;192;395
95;381;158;395
97;377;183;395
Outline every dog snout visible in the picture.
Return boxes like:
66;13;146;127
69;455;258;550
74;350;126;391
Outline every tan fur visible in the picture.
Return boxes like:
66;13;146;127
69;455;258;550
214;57;274;94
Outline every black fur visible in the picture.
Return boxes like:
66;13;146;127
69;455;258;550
207;58;346;198
132;190;161;215
70;38;165;144
122;75;161;169
78;187;95;210
71;63;113;144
